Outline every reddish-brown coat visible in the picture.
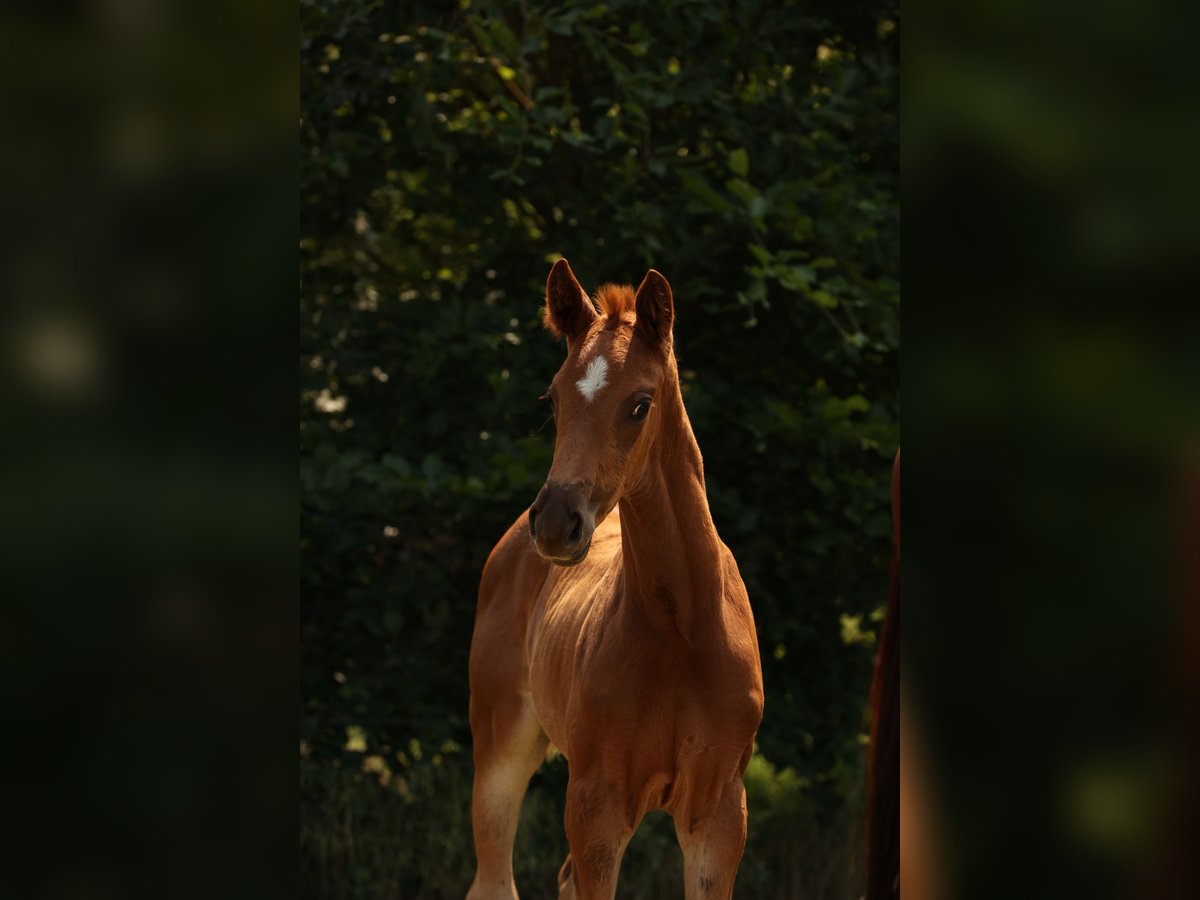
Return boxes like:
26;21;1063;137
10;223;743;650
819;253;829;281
467;261;763;900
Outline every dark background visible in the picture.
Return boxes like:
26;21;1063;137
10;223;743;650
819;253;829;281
300;1;899;896
3;2;1196;899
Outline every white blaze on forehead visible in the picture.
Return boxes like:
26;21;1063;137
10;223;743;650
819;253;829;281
575;355;609;402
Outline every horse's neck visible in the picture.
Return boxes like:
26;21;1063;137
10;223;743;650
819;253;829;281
617;368;724;640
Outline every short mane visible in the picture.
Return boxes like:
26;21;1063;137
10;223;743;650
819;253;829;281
593;284;637;319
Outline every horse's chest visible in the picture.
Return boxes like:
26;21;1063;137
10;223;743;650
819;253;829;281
528;585;761;772
573;641;757;755
575;688;754;821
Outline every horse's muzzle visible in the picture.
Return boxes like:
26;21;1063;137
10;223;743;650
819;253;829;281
528;481;595;566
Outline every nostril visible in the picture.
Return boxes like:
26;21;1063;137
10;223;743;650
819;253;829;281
568;513;582;545
528;506;538;536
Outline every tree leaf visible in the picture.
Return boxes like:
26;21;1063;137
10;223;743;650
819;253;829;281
729;147;749;176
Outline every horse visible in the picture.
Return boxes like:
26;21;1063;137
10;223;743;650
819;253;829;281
467;259;764;900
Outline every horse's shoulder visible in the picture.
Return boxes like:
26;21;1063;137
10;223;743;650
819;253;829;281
478;512;547;608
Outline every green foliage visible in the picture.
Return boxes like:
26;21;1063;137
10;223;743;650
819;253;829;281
301;0;897;894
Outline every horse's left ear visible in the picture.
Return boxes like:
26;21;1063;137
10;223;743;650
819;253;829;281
634;269;674;348
543;257;596;342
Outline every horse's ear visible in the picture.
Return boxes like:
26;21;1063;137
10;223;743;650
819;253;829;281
634;269;674;348
543;258;596;341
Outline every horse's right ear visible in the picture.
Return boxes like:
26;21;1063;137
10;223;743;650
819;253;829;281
543;258;596;341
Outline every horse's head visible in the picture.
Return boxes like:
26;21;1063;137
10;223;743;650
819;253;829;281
528;258;675;566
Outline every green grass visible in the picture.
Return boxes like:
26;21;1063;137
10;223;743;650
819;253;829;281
300;746;865;899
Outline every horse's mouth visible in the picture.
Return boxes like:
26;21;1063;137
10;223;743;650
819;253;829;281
542;541;591;567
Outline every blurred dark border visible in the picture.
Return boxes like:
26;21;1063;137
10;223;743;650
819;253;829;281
3;1;1198;897
0;2;297;898
906;1;1200;897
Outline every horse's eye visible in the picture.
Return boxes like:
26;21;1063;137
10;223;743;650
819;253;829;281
631;399;651;421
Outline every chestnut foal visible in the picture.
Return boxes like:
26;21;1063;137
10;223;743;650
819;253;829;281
467;260;763;900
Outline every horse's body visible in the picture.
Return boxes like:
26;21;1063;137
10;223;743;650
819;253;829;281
467;261;763;899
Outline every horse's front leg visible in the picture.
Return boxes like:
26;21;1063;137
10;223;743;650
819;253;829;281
466;690;548;900
559;772;637;900
673;778;749;900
